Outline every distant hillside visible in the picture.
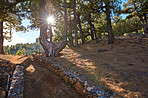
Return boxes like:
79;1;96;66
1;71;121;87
4;42;44;55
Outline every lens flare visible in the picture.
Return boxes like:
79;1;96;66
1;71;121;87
47;16;55;24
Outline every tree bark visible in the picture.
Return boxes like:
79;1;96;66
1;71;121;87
141;17;148;35
105;2;114;44
47;26;52;42
0;21;5;55
88;13;95;40
63;0;68;41
39;0;67;57
143;24;148;35
74;0;78;47
138;15;148;35
92;22;98;41
69;15;74;47
77;12;85;44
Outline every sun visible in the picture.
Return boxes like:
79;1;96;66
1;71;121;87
47;16;55;24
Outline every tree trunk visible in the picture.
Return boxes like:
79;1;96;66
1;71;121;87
74;0;78;47
135;24;139;34
69;15;74;47
88;13;95;40
63;0;68;41
105;2;114;44
0;21;5;55
48;26;52;42
92;22;98;41
39;1;67;57
139;16;148;35
143;24;148;35
77;13;85;44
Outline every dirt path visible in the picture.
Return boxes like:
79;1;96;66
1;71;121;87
1;55;83;98
24;62;82;98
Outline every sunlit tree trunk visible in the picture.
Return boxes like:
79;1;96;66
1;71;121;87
0;21;5;55
39;1;67;57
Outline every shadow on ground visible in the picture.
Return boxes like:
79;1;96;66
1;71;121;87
21;56;83;98
53;39;148;97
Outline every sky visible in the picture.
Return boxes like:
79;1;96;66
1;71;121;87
4;0;128;46
4;19;40;46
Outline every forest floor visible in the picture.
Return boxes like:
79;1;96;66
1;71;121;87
53;38;148;97
0;38;148;97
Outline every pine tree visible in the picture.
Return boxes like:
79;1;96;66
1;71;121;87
123;0;148;35
0;0;28;54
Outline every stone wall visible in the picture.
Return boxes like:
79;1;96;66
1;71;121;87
33;55;112;98
8;65;24;98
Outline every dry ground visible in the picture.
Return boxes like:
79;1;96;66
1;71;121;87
53;38;148;97
1;38;148;97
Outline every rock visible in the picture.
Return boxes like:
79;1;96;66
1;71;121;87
63;76;68;83
8;65;24;98
57;70;60;76
87;87;94;91
55;69;58;74
74;81;86;95
69;77;74;85
60;71;64;77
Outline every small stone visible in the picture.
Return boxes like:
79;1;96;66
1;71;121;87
55;69;58;74
87;87;93;91
69;77;74;85
63;76;68;83
57;70;60;76
60;71;63;77
74;81;86;95
84;81;88;88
